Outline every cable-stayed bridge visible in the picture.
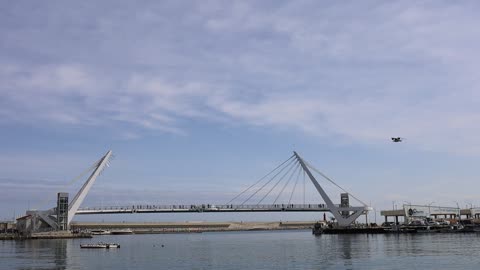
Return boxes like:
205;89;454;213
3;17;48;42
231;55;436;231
19;150;372;233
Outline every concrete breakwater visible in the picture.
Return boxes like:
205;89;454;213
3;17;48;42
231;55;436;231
0;233;19;240
1;231;92;240
70;221;316;233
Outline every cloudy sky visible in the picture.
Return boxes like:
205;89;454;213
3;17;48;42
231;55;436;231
2;1;480;221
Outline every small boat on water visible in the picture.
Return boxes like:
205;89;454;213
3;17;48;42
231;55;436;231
80;242;120;249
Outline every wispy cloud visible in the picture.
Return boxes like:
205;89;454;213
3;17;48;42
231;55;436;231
1;1;480;155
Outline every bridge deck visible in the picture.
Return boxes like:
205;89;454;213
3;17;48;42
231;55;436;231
76;204;332;214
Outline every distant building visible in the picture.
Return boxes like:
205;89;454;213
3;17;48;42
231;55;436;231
57;193;69;230
16;193;70;234
0;221;16;233
16;215;33;235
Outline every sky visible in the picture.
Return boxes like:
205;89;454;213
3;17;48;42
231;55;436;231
2;1;480;222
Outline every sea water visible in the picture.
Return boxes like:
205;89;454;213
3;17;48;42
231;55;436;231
1;230;480;270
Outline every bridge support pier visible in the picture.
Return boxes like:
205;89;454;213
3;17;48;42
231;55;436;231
294;152;371;227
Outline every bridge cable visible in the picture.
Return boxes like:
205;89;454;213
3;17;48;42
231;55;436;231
226;154;295;204
288;163;304;204
257;159;299;205
241;156;296;205
304;159;368;206
35;159;102;210
273;163;300;204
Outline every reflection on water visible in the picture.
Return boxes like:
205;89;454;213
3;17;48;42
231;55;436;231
2;231;480;269
5;239;67;270
340;235;353;268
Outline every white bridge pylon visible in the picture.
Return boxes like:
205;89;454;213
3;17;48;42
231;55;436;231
68;150;112;224
22;150;113;233
293;152;372;227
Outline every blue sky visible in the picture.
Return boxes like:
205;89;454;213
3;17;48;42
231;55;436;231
2;1;480;221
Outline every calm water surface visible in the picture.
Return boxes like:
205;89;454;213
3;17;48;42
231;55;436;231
2;230;480;269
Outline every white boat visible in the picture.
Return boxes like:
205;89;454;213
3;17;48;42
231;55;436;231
80;242;120;249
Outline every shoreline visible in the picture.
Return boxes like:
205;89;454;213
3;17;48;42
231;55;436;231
1;231;92;240
71;220;317;234
1;221;317;240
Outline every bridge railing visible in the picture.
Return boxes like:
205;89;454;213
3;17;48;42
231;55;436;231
78;203;332;211
215;204;329;210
